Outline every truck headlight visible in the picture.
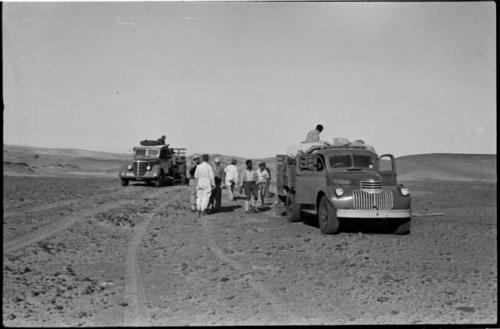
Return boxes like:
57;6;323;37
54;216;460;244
127;165;133;171
335;187;344;197
146;165;151;171
400;187;410;196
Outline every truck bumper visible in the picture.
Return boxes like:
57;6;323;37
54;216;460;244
337;209;411;219
119;172;159;180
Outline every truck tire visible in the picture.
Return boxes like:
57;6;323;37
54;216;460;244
121;179;129;187
318;196;340;234
391;219;410;235
286;195;301;222
154;170;164;187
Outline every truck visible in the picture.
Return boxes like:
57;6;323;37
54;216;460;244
119;144;187;187
275;143;411;234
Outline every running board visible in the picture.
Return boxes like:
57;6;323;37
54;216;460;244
301;209;317;216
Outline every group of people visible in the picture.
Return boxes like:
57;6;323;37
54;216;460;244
188;154;271;216
186;124;328;216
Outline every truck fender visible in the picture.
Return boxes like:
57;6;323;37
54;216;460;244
151;164;163;176
119;164;132;176
316;189;336;212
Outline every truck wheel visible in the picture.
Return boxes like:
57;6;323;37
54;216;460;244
318;196;340;234
286;195;301;222
121;179;129;187
154;171;164;187
391;219;410;235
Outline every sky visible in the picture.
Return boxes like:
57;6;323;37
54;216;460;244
3;2;496;158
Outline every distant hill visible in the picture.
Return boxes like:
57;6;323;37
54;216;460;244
397;153;496;182
3;145;496;182
3;145;129;177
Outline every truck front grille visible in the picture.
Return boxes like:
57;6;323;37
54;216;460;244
353;189;393;210
360;180;382;190
133;161;147;176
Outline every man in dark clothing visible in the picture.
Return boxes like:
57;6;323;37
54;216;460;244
189;154;201;212
208;157;224;212
157;135;166;145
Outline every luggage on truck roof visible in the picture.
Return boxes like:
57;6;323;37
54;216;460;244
285;137;376;157
140;139;163;146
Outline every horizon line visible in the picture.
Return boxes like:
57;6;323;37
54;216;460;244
3;143;497;159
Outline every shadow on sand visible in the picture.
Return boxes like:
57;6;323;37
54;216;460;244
300;214;396;234
209;205;242;214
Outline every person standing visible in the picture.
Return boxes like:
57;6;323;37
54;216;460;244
240;160;259;212
305;124;324;143
224;159;239;201
264;163;271;198
188;154;201;212
208;157;224;212
257;162;270;206
194;154;215;216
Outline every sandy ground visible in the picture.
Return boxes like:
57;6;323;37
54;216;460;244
2;174;497;326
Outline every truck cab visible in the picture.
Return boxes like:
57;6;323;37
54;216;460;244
276;144;411;234
119;145;187;187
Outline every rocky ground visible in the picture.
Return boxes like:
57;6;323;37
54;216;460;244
3;176;497;326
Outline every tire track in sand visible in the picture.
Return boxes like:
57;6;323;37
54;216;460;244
3;201;131;253
3;187;170;254
122;186;187;326
200;214;302;324
3;187;139;218
123;213;151;326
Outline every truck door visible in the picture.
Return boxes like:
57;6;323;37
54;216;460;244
160;148;170;173
378;154;397;186
295;153;325;205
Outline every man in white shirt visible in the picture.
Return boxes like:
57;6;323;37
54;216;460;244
257;162;270;206
240;159;259;212
224;159;239;201
194;154;215;216
305;124;324;143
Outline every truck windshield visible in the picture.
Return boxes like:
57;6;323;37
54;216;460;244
329;154;373;169
134;149;159;157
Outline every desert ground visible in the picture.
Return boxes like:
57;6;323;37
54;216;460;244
3;145;497;326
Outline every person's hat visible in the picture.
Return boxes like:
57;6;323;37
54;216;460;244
192;154;200;159
259;162;265;166
214;157;220;163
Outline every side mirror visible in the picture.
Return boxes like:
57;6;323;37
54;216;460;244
378;154;397;174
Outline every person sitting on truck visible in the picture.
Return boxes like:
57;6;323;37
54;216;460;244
189;154;201;212
224;159;239;201
194;154;215;216
157;135;166;145
305;124;324;143
240;160;259;212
